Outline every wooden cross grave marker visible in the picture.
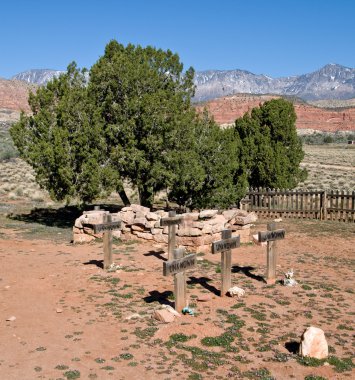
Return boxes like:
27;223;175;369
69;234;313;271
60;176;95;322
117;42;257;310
163;247;197;312
258;222;286;284
160;210;183;260
212;229;240;296
84;213;121;270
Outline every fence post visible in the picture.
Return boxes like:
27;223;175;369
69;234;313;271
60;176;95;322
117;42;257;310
322;191;327;221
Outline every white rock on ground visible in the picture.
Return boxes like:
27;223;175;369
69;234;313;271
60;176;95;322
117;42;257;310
299;326;328;359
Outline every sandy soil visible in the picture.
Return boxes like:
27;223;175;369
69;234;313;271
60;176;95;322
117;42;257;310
0;215;354;380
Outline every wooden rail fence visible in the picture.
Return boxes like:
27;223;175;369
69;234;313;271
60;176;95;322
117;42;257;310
240;188;355;223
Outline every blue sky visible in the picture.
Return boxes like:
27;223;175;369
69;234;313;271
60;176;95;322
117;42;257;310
1;0;354;79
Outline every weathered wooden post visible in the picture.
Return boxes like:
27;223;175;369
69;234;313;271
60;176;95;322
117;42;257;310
83;214;121;270
163;247;196;312
212;229;240;296
258;223;285;284
160;211;183;260
103;214;113;270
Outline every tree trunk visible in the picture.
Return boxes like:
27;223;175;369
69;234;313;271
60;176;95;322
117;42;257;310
138;185;153;209
116;186;131;206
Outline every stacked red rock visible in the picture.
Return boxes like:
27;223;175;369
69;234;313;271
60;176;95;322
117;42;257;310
72;210;121;244
73;205;258;250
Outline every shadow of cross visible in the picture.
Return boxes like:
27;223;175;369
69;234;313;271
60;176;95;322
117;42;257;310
143;250;167;261
187;276;220;296
231;265;264;282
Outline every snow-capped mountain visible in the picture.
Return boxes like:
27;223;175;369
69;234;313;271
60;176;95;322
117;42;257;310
11;69;65;85
10;64;355;102
194;64;355;102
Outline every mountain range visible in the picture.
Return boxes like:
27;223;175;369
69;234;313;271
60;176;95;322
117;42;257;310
10;63;355;102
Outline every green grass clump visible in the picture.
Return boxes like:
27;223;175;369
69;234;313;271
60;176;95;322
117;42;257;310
63;369;81;379
297;356;325;367
166;333;194;348
119;353;133;360
327;356;354;372
201;332;234;347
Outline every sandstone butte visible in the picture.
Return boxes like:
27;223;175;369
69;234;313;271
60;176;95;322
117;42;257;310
0;78;35;113
1;77;354;133
195;94;355;133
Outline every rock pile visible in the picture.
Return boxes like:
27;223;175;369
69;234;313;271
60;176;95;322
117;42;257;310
73;205;257;251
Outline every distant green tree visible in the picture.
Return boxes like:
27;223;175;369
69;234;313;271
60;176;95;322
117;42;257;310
323;135;333;144
234;99;307;190
10;63;112;203
88;40;196;207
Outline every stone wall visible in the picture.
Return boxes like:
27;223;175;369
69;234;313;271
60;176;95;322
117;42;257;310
73;205;257;252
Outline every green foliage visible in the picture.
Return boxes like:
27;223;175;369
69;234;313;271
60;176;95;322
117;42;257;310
89;40;196;207
327;356;354;372
201;332;234;347
0;122;19;161
168;111;240;208
300;131;355;145
63;369;81;379
234;99;307;190
10;63;110;203
297;356;325;367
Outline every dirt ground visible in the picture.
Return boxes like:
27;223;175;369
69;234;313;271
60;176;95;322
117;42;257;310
0;203;354;380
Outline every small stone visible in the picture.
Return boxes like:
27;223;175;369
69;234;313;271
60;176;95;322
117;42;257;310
125;313;141;320
131;204;150;215
132;218;146;226
161;304;181;317
121;206;133;212
151;228;163;235
135;232;154;240
119;210;135;224
274;218;283;222
227;286;245;298
131;224;145;232
199;209;218;219
153;309;175;323
6;316;16;321
146;212;159;221
299;326;328;359
73;233;96;244
177;227;202;237
222;209;238;221
56;308;63;313
197;294;212;302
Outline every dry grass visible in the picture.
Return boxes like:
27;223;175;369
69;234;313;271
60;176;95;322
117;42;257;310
0;158;50;203
1;143;354;205
298;144;355;191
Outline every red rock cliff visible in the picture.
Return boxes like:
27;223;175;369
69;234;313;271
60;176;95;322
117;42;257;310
195;94;355;132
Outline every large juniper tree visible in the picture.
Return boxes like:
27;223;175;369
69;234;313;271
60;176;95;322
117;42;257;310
10;63;113;203
88;40;196;207
168;110;240;209
234;98;307;190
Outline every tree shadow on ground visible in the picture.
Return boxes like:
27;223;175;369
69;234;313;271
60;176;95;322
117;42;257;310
143;250;167;261
83;259;104;269
285;341;300;354
8;203;123;229
232;265;265;282
143;290;174;307
187;276;220;296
